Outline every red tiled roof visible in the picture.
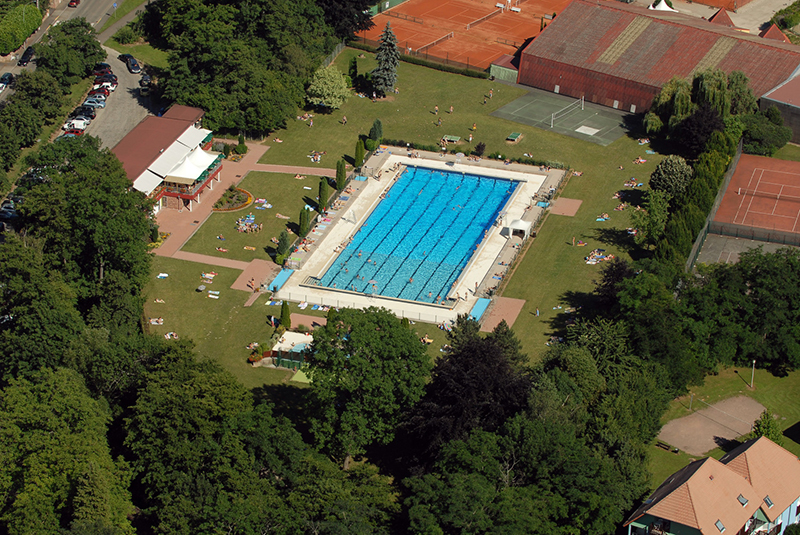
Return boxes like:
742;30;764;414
521;0;800;98
162;104;205;123
708;8;735;27
763;74;800;106
626;438;800;534
759;23;791;44
720;437;800;522
112;116;198;181
492;54;519;70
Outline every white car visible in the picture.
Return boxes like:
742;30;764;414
92;81;117;91
64;118;91;130
82;99;106;108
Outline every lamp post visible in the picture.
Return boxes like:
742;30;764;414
751;360;756;389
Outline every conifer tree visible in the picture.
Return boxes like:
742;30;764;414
371;22;399;96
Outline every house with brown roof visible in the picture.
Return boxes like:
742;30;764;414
112;105;222;212
625;437;800;535
518;0;800;113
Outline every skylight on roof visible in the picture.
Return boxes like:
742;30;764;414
764;495;774;508
738;494;749;507
716;520;726;533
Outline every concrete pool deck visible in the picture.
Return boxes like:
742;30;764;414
274;149;555;324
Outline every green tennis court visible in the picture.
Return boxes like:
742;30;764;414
491;88;630;146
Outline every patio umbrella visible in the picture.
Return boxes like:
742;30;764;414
456;152;464;164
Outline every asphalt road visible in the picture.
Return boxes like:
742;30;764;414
80;46;155;149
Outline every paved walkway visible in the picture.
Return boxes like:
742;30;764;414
152;141;336;304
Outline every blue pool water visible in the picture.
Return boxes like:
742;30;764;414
318;166;518;303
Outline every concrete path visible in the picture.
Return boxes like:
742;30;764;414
249;163;336;177
171;251;251;270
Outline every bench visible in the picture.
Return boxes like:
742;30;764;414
443;135;461;143
510;6;521;12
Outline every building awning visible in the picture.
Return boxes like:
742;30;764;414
177;127;212;150
149;141;193;176
132;169;163;195
166;149;217;181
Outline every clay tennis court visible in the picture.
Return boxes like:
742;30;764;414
714;155;800;236
360;0;572;69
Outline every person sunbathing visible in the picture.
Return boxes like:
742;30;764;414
154;298;165;303
216;247;228;252
274;138;283;143
294;174;305;179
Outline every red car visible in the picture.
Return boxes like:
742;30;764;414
63;129;84;136
89;88;110;97
68;0;80;7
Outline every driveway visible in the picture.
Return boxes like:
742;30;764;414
81;46;156;149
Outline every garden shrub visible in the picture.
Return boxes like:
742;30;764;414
113;24;139;45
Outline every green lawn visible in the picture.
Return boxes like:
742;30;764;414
774;142;800;162
261;49;529;168
181;172;321;263
104;39;170;70
144;255;296;388
99;0;148;33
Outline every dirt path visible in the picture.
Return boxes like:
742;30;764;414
658;396;766;455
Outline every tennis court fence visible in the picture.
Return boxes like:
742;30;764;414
417;32;454;53
357;36;485;72
386;10;424;24
466;7;502;29
686;140;741;271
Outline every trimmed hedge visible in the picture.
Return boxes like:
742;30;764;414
0;4;42;55
349;41;490;79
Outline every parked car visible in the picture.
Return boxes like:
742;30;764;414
17;47;33;67
94;74;118;83
92;67;112;77
68;0;80;7
82;99;106;108
73;106;96;119
118;54;133;62
64;118;91;130
85;92;106;101
126;57;142;74
0;72;12;93
92;81;117;91
89;87;110;97
63;129;84;136
139;74;151;87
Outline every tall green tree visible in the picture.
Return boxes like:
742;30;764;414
125;360;304;533
0;368;134;534
306;65;350;109
630;189;671;248
34;18;106;90
307;307;432;467
751;410;783;446
336;159;347;190
694;68;731;119
0;236;86;381
21;136;153;335
319;177;330;211
9;70;66;122
355;138;365;167
317;0;375;38
399;319;531;469
276;229;291;256
727;70;758;115
371;22;399;96
649;154;693;202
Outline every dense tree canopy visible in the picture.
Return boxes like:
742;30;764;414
34;18;106;90
149;0;338;133
306;307;432;466
0;368;134;534
306;65;350;109
649;154;693;202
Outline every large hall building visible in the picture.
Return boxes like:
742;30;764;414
516;0;800;114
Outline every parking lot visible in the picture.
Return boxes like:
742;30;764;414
80;46;157;149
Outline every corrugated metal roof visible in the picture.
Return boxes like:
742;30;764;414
521;0;800;98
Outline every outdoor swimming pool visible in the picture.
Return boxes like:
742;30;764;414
317;166;519;303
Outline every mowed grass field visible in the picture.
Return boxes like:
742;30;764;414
181;172;324;263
